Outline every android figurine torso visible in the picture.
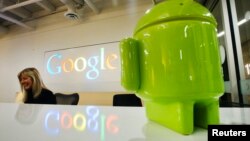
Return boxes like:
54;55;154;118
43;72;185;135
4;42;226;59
120;0;224;135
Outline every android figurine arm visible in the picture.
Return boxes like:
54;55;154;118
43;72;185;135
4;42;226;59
119;38;140;91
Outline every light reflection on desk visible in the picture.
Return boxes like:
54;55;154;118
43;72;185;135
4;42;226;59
44;106;119;141
0;103;250;141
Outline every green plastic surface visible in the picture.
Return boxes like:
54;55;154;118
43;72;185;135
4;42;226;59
119;0;224;134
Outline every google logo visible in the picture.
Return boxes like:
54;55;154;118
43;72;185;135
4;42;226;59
46;48;118;80
44;106;119;141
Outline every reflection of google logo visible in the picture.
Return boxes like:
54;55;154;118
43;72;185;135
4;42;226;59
44;106;118;140
46;48;118;80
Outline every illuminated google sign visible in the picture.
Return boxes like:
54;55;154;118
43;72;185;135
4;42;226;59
44;42;123;92
46;48;118;80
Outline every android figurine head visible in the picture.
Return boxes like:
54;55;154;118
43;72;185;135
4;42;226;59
120;0;224;135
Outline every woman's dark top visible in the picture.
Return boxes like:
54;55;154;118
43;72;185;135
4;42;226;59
25;88;56;104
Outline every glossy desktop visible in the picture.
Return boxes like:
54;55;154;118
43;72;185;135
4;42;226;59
0;103;249;141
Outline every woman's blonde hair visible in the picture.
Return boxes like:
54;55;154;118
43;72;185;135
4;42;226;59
18;67;47;101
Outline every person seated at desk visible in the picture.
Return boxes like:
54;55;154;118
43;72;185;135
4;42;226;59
17;67;56;104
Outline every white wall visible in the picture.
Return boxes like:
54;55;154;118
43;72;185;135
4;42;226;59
0;1;153;103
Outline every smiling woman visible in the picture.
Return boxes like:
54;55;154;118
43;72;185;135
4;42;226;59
17;67;57;105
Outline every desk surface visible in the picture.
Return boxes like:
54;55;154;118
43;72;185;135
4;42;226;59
0;103;249;141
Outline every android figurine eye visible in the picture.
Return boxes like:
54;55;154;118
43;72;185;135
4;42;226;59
119;0;224;135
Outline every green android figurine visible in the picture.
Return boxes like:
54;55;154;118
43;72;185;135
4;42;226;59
119;0;224;135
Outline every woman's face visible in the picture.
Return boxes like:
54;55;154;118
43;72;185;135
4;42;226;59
20;74;33;90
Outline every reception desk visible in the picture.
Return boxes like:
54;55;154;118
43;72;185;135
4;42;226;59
0;103;249;141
